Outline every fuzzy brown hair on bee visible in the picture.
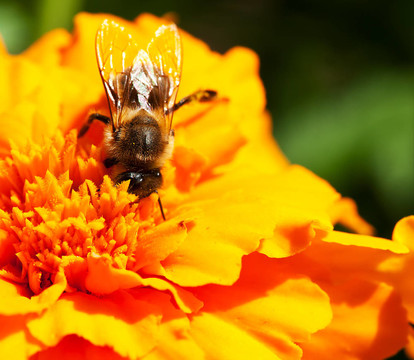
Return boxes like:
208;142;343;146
78;20;217;220
103;108;175;170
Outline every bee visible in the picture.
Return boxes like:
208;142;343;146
78;19;217;219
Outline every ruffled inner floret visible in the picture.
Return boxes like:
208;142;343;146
0;131;165;295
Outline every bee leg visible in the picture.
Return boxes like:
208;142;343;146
167;89;218;114
78;113;111;138
156;192;166;221
103;157;118;168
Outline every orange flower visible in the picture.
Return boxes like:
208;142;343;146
0;12;411;359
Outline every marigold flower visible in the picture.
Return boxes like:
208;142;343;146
0;12;411;360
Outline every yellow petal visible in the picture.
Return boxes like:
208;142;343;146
393;215;414;250
329;197;375;235
191;252;332;359
162;165;339;287
138;289;205;360
190;313;283;360
27;290;162;359
0;270;66;316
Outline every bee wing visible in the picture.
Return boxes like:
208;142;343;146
132;24;182;136
96;20;182;135
96;20;141;130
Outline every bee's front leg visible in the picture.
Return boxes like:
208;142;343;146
78;113;111;138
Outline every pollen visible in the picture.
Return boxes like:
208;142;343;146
0;131;159;295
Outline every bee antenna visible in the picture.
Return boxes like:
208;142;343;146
157;195;166;221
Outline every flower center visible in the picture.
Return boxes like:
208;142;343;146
0;131;158;294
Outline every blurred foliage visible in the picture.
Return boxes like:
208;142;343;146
278;70;414;238
0;0;413;242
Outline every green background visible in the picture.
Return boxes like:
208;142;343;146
0;0;413;241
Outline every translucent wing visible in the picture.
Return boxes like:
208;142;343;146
96;20;182;135
96;20;139;130
132;24;182;134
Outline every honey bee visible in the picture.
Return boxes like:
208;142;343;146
78;19;217;219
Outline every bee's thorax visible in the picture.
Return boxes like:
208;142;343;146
104;110;173;169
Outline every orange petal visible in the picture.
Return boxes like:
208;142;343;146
27;290;162;359
302;230;409;288
300;280;407;360
230;111;290;173
172;146;208;192
85;253;202;313
0;314;43;360
0;227;15;267
278;229;410;359
190;252;332;360
405;325;414;359
85;252;146;294
22;29;72;67
0;60;52;149
136;288;205;360
61;255;88;292
31;335;125;360
62;13;110;75
174;105;247;176
0;56;40;113
133;218;189;271
57;68;103;134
